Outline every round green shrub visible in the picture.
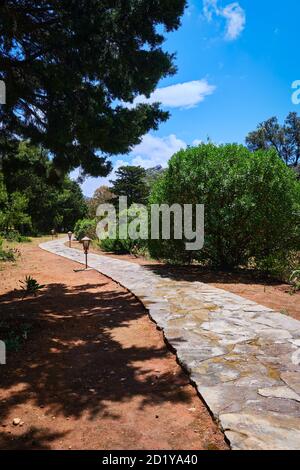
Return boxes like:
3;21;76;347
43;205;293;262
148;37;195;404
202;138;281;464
73;218;97;241
149;143;300;268
98;205;148;254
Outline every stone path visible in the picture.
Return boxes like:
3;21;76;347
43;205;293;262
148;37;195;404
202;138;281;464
40;239;300;450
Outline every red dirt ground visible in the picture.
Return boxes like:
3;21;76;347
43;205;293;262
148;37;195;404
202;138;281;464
0;240;228;450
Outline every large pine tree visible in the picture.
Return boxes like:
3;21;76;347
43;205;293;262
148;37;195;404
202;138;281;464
0;1;186;176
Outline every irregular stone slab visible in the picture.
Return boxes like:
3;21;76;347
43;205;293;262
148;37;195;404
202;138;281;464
258;386;300;402
220;412;300;450
40;239;300;450
281;372;300;395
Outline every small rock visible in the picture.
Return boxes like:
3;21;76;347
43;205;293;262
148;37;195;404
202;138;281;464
13;418;21;426
19;422;24;427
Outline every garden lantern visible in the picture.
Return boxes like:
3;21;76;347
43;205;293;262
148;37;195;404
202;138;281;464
67;231;72;248
51;229;55;240
81;236;92;269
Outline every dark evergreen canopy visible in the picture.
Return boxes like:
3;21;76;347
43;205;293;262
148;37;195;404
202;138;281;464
0;0;186;176
110;165;149;205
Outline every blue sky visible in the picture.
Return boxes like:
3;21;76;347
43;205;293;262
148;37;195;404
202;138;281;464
79;0;300;196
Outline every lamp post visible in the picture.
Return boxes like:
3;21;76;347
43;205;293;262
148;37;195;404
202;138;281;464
81;236;92;270
67;231;72;248
51;229;55;240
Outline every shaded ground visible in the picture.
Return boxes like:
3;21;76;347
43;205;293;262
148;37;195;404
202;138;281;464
0;240;227;450
83;243;299;321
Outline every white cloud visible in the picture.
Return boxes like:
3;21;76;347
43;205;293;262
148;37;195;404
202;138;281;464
131;133;187;169
203;0;218;21
72;134;187;196
222;3;246;40
192;139;203;146
203;0;246;41
130;80;215;110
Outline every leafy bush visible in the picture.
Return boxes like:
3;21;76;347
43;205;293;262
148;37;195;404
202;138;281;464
290;270;300;292
74;218;97;241
0;248;16;261
0;237;16;261
255;250;300;281
98;205;148;254
1;230;31;243
149;144;300;268
100;236;135;254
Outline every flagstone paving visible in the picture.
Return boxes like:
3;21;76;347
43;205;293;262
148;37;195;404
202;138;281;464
40;239;300;450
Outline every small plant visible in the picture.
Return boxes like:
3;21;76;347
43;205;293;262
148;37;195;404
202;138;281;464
20;276;45;298
290;270;300;293
0;248;16;261
0;238;16;261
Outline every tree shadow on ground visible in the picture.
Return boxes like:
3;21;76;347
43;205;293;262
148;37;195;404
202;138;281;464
0;428;67;450
0;281;193;440
143;264;288;288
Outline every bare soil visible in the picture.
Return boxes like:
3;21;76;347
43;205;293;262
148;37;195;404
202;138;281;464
0;240;227;450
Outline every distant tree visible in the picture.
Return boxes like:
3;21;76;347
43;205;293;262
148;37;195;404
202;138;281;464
87;186;115;218
0;173;8;229
246;112;300;166
0;0;186;176
110;166;149;206
0;141;87;233
3;192;31;232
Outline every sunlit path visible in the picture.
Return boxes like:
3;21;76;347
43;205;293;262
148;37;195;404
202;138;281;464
40;238;300;450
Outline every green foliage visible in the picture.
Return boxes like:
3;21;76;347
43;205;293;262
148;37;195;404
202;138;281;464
100;236;135;254
99;205;148;254
0;237;16;261
0;174;8;227
255;250;300;282
149;143;300;268
1;230;31;243
0;249;16;262
87;186;115;218
20;276;45;298
0;141;87;234
1;1;186;176
3;192;31;231
290;270;300;292
74;218;97;241
110;166;150;206
0;171;31;233
246;112;300;166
